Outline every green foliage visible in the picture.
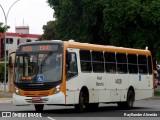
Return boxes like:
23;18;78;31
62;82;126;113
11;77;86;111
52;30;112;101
45;0;160;63
39;21;60;40
46;0;109;44
0;64;8;83
103;0;160;61
0;22;10;33
154;90;160;96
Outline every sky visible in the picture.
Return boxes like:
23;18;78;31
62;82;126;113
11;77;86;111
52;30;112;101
0;0;54;34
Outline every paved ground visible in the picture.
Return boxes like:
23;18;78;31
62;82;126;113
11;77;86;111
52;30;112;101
0;98;160;118
0;93;160;120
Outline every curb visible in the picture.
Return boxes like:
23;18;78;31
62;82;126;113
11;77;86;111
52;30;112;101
0;98;12;103
152;96;160;99
0;97;159;104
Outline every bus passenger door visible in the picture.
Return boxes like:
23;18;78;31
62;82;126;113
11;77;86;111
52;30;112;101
66;49;78;104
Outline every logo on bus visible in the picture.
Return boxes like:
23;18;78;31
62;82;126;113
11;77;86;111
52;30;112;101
36;75;44;83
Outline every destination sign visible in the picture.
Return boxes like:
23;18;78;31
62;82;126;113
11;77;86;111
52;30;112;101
19;44;59;52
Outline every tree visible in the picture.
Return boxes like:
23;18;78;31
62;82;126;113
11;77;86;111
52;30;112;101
39;20;60;40
103;0;160;62
46;0;109;44
46;0;160;62
0;22;10;33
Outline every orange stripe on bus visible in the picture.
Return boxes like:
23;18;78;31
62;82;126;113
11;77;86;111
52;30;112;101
67;42;151;56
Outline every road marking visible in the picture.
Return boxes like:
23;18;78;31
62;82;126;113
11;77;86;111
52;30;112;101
47;117;55;120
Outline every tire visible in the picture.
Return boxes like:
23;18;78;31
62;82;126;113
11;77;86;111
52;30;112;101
125;90;134;109
34;104;44;112
118;90;134;110
75;91;86;112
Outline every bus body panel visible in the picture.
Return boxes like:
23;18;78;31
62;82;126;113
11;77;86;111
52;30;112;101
129;74;153;100
12;91;65;105
134;89;153;100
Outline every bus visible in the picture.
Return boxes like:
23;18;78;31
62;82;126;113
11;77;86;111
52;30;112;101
9;40;154;112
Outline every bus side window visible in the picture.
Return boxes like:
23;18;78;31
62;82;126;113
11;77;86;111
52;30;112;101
79;50;92;72
128;54;138;74
104;52;116;73
148;56;152;74
116;53;128;74
138;55;148;74
66;52;78;79
92;51;104;73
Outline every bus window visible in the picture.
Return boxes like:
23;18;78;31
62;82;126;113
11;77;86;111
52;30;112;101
128;54;138;74
104;52;116;73
92;51;104;73
138;55;148;74
66;52;78;79
148;56;152;74
116;53;128;73
80;50;92;72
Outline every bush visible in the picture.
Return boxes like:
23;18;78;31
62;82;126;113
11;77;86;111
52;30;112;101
154;90;160;97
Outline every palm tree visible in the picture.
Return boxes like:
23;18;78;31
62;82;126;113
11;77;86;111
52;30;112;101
0;22;10;33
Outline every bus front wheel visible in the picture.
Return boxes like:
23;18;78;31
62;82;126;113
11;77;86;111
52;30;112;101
75;91;86;112
34;104;44;112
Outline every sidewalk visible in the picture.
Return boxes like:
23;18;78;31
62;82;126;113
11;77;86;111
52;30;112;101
0;98;12;103
0;91;12;103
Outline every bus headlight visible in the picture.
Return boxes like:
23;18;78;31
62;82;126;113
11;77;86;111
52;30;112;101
15;87;20;95
54;85;61;94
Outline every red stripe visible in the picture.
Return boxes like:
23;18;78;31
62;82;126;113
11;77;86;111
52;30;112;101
16;28;29;30
0;32;41;38
0;36;2;59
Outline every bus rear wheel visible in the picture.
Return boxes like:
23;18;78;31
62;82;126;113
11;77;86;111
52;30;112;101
125;90;134;109
34;104;44;112
118;90;134;109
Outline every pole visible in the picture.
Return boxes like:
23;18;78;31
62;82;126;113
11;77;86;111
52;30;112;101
0;0;21;96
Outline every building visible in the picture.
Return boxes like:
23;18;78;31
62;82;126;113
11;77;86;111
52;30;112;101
0;26;41;60
0;26;41;92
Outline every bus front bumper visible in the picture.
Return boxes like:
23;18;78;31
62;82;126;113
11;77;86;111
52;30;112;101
12;92;65;106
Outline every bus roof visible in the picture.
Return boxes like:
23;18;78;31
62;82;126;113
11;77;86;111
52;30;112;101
17;40;151;56
65;41;151;56
17;40;63;47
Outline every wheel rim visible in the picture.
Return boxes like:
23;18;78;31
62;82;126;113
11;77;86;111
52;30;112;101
80;95;85;112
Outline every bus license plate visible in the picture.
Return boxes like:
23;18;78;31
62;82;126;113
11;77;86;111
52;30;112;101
32;97;42;102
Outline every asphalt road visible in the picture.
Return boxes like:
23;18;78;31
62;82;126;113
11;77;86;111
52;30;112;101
0;98;160;120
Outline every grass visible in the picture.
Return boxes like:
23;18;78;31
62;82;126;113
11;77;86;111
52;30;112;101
154;90;160;97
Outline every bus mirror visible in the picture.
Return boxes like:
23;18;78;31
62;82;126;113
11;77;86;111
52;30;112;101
9;56;12;67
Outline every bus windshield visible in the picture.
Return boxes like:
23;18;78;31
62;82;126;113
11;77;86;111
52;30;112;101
14;52;62;83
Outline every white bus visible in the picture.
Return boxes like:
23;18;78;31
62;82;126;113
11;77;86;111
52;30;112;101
10;40;154;112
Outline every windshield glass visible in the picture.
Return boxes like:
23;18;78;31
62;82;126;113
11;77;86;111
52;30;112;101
15;52;62;83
